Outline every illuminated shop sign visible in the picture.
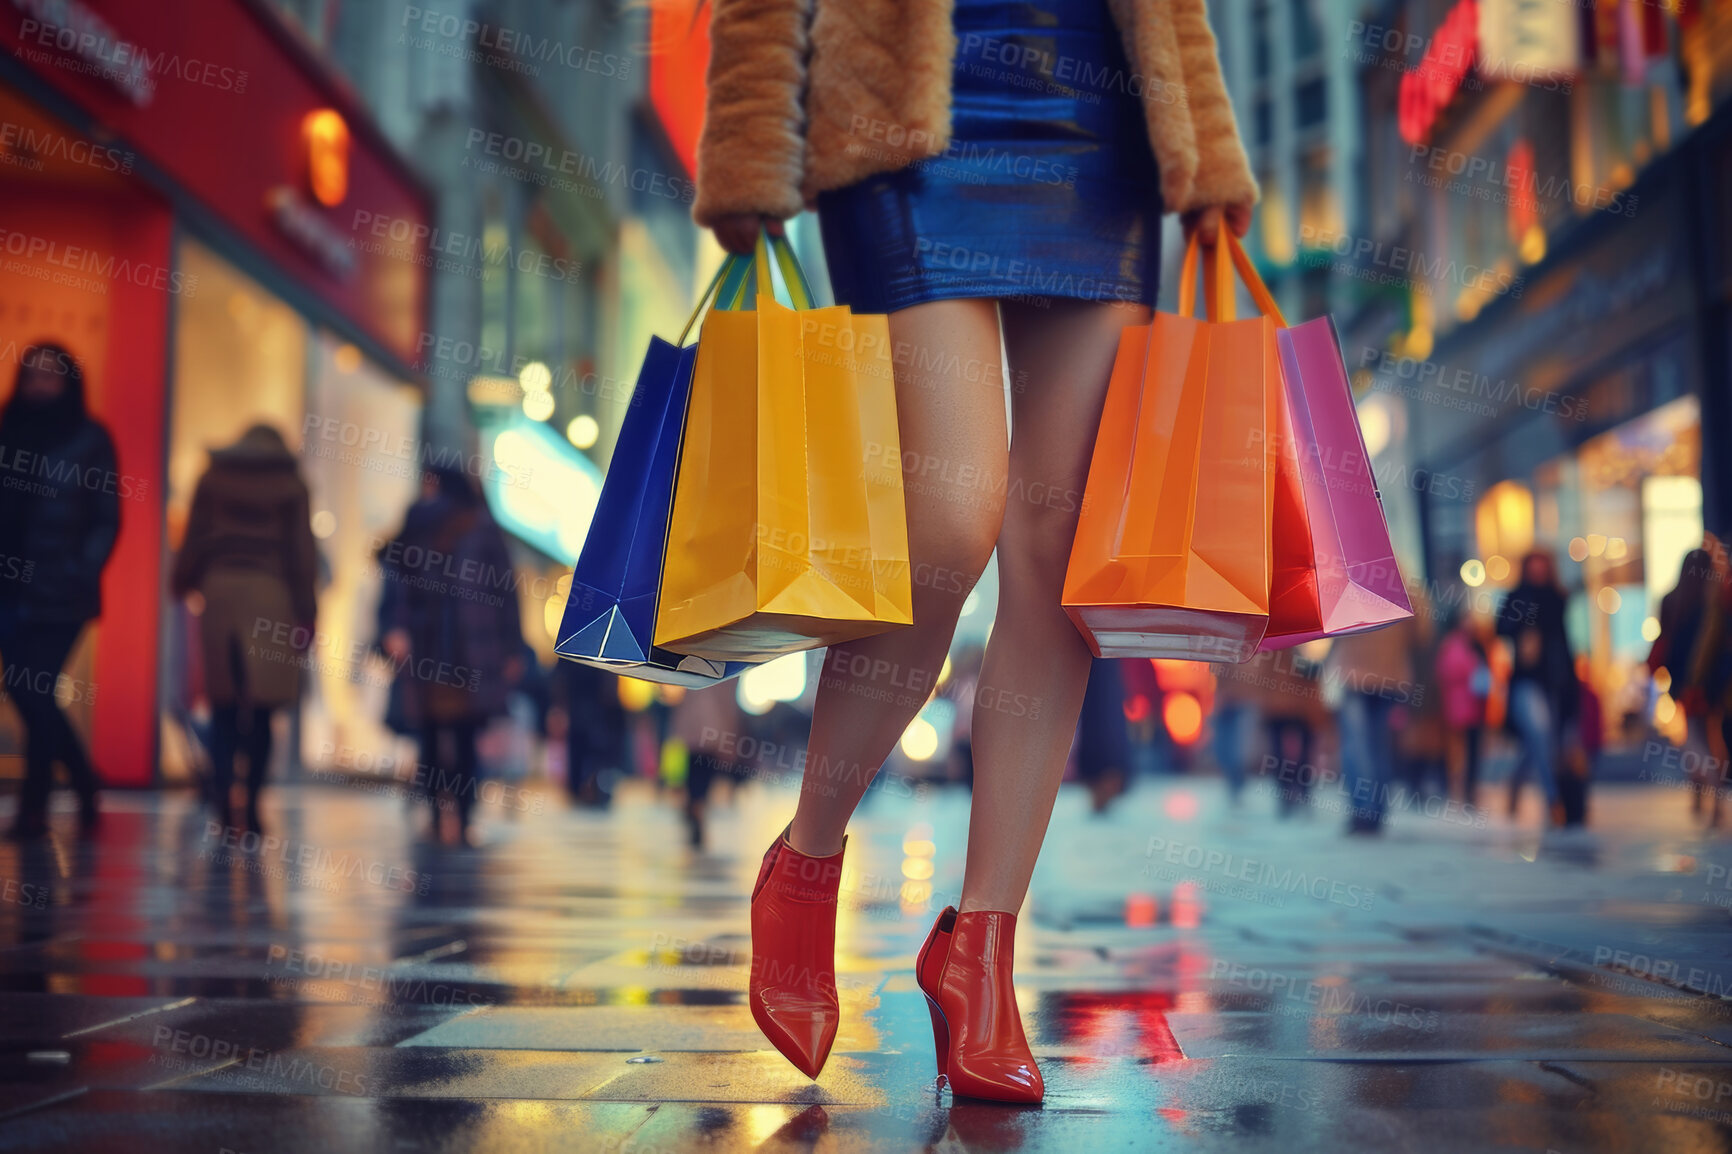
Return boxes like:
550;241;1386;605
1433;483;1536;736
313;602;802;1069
1398;0;1477;145
303;109;351;207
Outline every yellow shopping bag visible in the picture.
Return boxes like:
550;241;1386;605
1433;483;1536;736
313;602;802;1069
654;233;912;662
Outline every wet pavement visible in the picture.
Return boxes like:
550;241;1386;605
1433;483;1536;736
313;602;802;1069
3;773;1732;1153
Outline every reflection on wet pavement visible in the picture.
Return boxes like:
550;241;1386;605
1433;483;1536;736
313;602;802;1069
2;779;1731;1152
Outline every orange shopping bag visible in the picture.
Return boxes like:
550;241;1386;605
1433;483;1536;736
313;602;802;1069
1063;234;1282;662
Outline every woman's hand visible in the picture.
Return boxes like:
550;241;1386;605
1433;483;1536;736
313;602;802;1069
1181;204;1252;248
711;213;787;255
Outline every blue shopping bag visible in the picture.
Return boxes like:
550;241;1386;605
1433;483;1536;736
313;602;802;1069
553;260;759;686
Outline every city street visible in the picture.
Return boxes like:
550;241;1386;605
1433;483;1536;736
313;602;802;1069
3;777;1731;1153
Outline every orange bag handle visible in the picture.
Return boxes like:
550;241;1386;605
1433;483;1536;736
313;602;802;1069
1176;232;1287;327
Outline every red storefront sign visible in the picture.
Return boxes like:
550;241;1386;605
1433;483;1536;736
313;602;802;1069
648;0;710;178
1399;0;1478;146
1;0;431;364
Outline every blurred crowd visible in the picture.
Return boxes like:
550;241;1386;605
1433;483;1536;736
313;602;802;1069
4;343;1731;846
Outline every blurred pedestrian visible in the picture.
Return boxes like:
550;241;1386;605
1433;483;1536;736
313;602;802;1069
1326;614;1421;834
172;423;317;835
1209;659;1257;806
1242;647;1326;817
1560;655;1601;827
939;643;984;789
1649;543;1732;824
549;659;627;808
673;681;743;848
1435;606;1492;807
379;466;524;846
0;343;118;840
1075;659;1131;814
1496;550;1578;828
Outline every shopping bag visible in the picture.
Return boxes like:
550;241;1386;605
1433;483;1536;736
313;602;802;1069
1258;298;1414;650
553;257;761;686
1062;233;1281;663
655;232;913;663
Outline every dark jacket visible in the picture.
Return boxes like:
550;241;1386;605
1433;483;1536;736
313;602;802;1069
1497;581;1578;725
171;430;318;629
0;416;121;625
379;494;525;726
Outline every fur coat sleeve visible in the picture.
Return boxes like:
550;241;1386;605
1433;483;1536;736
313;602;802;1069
692;0;813;226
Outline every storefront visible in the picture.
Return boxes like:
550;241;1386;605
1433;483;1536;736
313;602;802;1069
1390;141;1724;750
0;0;431;787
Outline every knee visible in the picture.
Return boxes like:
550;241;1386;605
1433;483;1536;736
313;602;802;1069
907;505;1000;614
995;496;1083;594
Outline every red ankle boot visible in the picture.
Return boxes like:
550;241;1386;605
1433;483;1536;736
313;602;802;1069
749;827;846;1078
916;906;1043;1103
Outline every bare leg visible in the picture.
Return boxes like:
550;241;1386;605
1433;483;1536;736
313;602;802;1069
959;297;1150;913
787;298;1009;856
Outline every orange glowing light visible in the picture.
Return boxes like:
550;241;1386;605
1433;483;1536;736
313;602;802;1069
1124;693;1151;722
1163;692;1204;745
1125;893;1159;927
1164;791;1199;820
303;109;351;207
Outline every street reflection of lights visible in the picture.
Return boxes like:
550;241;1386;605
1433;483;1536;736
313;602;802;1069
1656;694;1676;724
1568;536;1589;562
1486;555;1510;582
900;880;933;909
899;717;940;760
309;510;337;538
566;414;599;449
519;361;553;392
1642;616;1662;642
902;837;936;857
902;857;935;881
1597;586;1621;613
1654;667;1672;693
1587;534;1607;557
1606;537;1628;560
1460;559;1485;586
1125;893;1158;927
1164;791;1199;820
522;389;556;421
1170;880;1202;928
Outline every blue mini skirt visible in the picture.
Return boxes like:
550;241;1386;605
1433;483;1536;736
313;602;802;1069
818;0;1165;313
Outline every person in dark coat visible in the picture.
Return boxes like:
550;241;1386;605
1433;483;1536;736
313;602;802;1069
1496;550;1578;827
1076;659;1132;814
379;466;524;845
172;424;318;834
0;343;119;840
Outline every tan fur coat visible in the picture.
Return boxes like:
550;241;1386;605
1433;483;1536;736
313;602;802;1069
693;0;1258;226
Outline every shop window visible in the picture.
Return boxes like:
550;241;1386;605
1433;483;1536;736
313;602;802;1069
1289;0;1323;59
1253;0;1272;80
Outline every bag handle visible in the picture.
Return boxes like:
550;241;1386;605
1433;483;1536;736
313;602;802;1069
1175;232;1287;327
674;229;814;344
744;229;815;311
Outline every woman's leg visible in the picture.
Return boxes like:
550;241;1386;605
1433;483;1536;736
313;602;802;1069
787;298;1010;856
959;297;1149;913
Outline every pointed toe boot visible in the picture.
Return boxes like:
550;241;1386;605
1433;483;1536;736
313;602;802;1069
917;906;1043;1104
749;827;846;1078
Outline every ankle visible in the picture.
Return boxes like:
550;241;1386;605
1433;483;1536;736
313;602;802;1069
956;898;1021;916
785;823;844;858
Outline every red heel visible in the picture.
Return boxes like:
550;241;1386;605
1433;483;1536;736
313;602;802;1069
924;907;1043;1104
749;827;846;1078
916;906;957;1080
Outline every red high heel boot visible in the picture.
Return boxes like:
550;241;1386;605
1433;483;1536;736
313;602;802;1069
749;826;846;1078
916;906;1044;1103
